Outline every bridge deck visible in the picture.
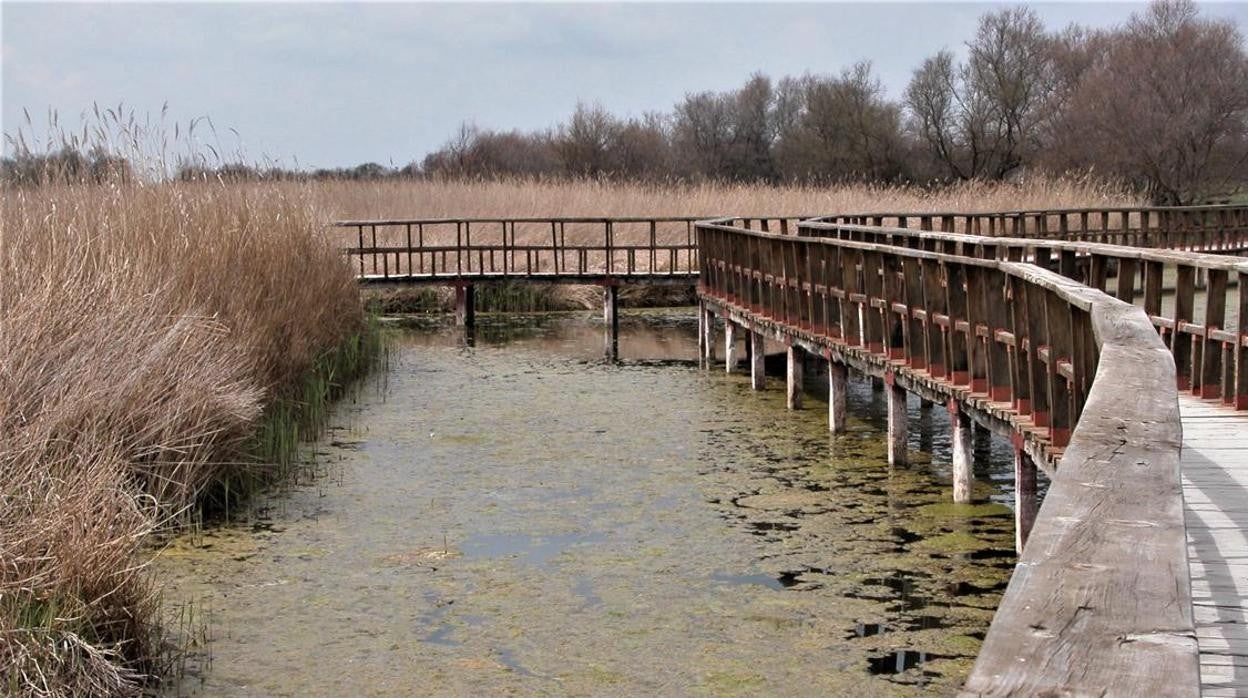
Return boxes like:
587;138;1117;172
1181;394;1248;696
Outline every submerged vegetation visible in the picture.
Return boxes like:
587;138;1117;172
0;174;380;694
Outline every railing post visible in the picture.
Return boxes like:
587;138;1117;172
1116;258;1138;303
922;258;947;378
1008;276;1032;416
945;264;970;386
985;269;1012;402
1238;271;1248;409
1172;265;1195;391
903;257;926;369
1024;283;1050;429
1201;269;1228;399
1044;291;1074;448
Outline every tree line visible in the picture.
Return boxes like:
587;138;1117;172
419;1;1247;203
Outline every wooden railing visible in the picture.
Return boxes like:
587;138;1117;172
696;218;1195;695
801;218;1248;407
333;216;815;282
807;203;1248;250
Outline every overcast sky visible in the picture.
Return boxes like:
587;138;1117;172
4;2;1246;169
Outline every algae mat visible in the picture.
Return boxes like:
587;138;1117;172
158;311;1019;696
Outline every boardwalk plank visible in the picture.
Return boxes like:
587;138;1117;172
1180;394;1248;696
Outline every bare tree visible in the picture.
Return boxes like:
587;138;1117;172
554;102;620;177
1048;0;1248;202
777;64;907;182
905;7;1057;180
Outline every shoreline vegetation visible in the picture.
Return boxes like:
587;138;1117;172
1;167;1136;695
0;178;381;695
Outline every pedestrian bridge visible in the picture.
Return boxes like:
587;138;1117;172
339;204;1248;695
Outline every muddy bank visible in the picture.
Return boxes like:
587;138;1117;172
157;310;1018;696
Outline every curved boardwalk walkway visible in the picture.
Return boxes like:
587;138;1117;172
1182;394;1248;696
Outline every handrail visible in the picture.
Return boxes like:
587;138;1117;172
800;218;1248;406
331;214;823;227
695;217;1195;695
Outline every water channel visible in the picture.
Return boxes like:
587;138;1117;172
157;309;1024;696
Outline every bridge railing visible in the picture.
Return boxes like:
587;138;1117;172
331;216;823;281
333;217;701;280
696;217;1194;695
805;203;1248;250
800;217;1248;408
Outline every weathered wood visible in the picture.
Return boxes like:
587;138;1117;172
828;359;847;432
1014;447;1038;554
887;375;907;465
751;330;766;390
603;285;619;361
454;283;475;329
964;298;1194;697
950;402;973;503
724;320;738;374
702;305;716;365
787;344;804;409
695;216;1203;696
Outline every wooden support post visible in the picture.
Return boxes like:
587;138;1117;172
603;285;619;362
886;374;907;465
950;401;973;503
786;344;803;409
1014;443;1038;553
701;305;716;366
829;359;847;432
697;301;706;359
751;330;766;390
725;320;738;374
454;283;475;330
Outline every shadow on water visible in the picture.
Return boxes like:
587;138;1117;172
156;308;1019;696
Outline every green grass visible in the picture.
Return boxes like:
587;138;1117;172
201;313;387;519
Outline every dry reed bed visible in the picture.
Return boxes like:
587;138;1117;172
0;181;365;695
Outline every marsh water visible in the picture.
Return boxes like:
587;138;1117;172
157;309;1023;696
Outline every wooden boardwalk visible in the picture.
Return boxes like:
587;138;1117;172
1182;394;1248;696
341;203;1248;694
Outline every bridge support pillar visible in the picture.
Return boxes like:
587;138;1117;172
454;283;475;330
700;304;716;366
1014;444;1038;553
786;345;803;409
828;360;847;432
886;375;907;465
950;401;974;503
725;321;738;374
603;285;619;362
750;331;766;390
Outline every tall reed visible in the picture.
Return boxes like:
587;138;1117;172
0;179;371;695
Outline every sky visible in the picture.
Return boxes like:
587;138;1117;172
3;2;1247;170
